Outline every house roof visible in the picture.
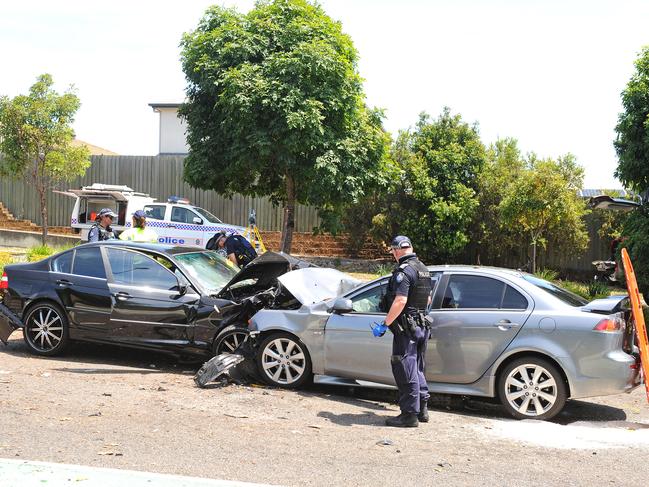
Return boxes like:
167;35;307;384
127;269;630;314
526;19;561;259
578;189;630;198
149;103;182;110
71;139;118;155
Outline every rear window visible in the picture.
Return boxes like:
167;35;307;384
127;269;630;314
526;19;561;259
72;247;106;279
523;275;587;307
51;251;73;274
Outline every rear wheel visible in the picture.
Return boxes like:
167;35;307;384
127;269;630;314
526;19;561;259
22;302;69;356
497;357;567;420
256;332;312;389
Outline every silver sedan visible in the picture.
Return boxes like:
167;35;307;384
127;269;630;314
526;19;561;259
248;266;640;420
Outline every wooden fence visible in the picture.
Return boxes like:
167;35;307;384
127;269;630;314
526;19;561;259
0;155;321;232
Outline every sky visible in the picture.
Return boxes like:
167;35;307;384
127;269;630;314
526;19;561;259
1;0;648;188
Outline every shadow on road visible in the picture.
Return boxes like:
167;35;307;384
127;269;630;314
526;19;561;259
1;334;634;426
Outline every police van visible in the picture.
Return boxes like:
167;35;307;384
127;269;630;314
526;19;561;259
59;183;247;247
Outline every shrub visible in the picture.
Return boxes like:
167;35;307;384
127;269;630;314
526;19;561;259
587;280;611;299
557;280;590;300
534;268;559;282
621;209;649;298
0;252;13;274
26;245;55;262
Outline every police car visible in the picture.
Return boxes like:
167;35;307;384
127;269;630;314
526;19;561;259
59;183;247;246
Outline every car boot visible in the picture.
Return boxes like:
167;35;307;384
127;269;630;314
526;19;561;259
418;400;429;423
386;412;419;428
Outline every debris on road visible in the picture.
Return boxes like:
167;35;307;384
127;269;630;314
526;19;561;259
194;353;245;388
376;439;394;446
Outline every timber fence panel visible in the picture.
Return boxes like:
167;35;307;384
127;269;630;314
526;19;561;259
0;155;320;232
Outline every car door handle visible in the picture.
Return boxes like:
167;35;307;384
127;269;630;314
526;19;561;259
114;292;131;301
167;224;177;228
56;279;72;288
493;319;520;330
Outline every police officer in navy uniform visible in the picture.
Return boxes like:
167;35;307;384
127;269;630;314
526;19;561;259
376;235;432;428
87;208;117;242
208;231;258;268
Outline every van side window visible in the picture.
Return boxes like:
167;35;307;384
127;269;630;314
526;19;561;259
144;205;166;220
171;207;196;224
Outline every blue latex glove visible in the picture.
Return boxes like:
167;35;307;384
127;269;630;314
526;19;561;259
371;321;388;337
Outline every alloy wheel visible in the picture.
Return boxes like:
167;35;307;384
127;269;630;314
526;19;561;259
504;363;558;417
25;306;65;353
216;329;248;354
260;337;307;386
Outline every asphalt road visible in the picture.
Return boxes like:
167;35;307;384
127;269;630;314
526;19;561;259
1;333;648;487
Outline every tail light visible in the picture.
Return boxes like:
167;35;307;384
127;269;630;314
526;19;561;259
593;318;622;332
0;272;7;290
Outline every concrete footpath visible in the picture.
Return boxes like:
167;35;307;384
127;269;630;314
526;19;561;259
0;458;278;487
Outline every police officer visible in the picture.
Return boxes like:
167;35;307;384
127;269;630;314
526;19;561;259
376;235;432;428
87;208;117;242
210;231;257;268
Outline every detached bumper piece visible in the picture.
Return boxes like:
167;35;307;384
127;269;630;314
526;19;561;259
0;303;22;345
194;353;245;388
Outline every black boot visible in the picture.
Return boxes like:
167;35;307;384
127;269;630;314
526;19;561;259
386;412;419;428
418;399;429;423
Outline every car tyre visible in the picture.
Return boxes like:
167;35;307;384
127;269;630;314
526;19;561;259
212;325;249;355
497;356;567;420
22;302;70;356
256;332;312;389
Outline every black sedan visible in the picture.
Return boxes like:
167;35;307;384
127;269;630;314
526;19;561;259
0;241;306;358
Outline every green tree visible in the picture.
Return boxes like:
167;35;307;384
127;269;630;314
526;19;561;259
499;154;589;272
0;74;91;244
472;137;526;264
615;46;649;295
370;108;486;262
180;0;386;252
615;46;649;193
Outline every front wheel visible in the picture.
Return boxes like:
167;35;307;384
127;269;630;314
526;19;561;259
497;357;567;420
213;325;249;355
256;332;312;389
22;302;70;356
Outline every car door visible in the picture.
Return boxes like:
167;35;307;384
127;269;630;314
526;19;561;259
427;273;532;384
323;280;394;384
169;206;204;247
52;246;113;337
105;247;200;348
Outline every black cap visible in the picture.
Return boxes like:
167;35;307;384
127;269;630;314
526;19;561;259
390;235;412;249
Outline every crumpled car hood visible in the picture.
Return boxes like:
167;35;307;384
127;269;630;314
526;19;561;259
278;268;361;305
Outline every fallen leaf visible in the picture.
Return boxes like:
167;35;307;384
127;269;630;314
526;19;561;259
224;413;248;419
59;417;72;422
102;393;112;397
307;425;322;429
88;412;102;417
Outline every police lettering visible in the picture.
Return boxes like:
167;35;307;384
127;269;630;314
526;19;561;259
158;236;186;244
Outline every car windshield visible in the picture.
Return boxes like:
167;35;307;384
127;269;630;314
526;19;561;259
193;206;223;224
522;275;587;307
174;251;237;294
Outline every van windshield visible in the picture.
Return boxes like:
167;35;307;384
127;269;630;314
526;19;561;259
193;207;223;224
174;251;237;295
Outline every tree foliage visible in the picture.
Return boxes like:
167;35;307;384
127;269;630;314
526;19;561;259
368;108;486;262
615;46;649;193
616;46;649;296
472;138;526;264
180;0;387;252
0;74;90;243
499;154;589;272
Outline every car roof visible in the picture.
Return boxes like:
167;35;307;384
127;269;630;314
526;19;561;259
428;264;525;278
75;240;206;256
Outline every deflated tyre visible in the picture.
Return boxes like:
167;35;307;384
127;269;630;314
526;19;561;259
256;332;312;389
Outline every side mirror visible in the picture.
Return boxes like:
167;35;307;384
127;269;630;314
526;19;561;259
176;277;191;296
192;217;203;225
330;298;353;314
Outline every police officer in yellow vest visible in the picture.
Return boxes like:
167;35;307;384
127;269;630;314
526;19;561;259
119;210;158;243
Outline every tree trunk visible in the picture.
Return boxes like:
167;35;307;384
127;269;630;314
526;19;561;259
279;174;296;254
531;237;537;274
39;186;48;246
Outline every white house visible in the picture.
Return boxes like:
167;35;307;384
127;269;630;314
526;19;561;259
149;103;189;155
